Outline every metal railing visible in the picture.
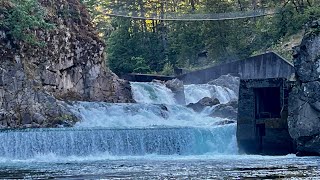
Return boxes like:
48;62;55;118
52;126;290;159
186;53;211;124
103;9;277;21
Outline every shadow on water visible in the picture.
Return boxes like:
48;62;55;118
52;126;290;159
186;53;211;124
0;169;54;179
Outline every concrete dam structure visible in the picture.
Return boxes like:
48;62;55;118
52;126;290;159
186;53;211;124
121;73;175;82
237;78;294;155
178;52;295;84
123;52;295;84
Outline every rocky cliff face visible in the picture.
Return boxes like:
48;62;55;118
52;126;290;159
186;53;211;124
0;0;133;128
288;20;320;155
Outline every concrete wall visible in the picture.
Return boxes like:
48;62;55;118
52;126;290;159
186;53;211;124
121;73;175;82
178;52;295;84
121;52;295;83
237;78;294;155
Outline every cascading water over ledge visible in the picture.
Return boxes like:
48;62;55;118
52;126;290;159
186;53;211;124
0;125;237;159
130;81;237;105
184;84;237;104
130;82;176;104
68;102;227;128
0;82;239;161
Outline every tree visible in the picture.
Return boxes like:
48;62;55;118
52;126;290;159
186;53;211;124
83;0;320;75
0;0;54;46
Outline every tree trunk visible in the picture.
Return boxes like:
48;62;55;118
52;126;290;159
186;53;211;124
190;0;196;12
138;0;147;32
252;0;257;10
237;0;244;11
159;1;168;55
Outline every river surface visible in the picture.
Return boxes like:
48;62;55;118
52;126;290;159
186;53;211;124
0;155;319;179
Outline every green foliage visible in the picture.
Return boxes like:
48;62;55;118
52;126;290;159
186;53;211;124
107;19;133;74
168;21;205;67
107;17;165;75
161;62;174;76
84;0;320;75
254;3;320;58
0;0;54;46
132;57;151;74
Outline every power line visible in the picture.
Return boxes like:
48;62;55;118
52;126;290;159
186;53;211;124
103;9;276;21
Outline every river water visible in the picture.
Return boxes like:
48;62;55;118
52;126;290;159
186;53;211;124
0;155;319;179
0;82;319;179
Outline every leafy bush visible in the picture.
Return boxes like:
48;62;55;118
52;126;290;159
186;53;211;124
0;0;54;46
161;62;174;76
272;5;320;38
132;57;151;74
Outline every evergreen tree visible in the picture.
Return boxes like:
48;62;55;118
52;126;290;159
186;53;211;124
82;0;320;75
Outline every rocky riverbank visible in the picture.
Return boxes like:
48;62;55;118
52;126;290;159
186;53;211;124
288;20;320;156
0;0;133;128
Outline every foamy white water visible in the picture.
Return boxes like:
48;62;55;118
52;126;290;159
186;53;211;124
184;84;237;104
131;82;176;104
0;81;238;161
69;102;226;128
131;82;237;105
0;125;237;160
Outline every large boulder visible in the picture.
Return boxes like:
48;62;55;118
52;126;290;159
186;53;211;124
165;78;186;105
0;0;133;128
187;97;220;112
210;100;238;120
208;74;240;96
288;20;320;155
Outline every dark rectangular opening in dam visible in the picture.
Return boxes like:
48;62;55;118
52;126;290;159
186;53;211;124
254;87;281;119
237;78;294;155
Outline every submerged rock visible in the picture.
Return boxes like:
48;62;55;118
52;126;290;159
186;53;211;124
288;20;320;156
214;119;236;125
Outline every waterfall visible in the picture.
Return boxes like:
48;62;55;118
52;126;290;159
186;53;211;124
131;82;176;104
69;102;225;128
184;84;237;104
0;81;238;160
0;125;236;159
131;82;237;105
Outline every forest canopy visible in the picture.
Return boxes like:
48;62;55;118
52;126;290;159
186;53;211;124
80;0;320;75
0;0;54;46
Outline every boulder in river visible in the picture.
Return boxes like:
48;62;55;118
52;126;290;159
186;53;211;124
187;97;220;112
165;78;186;105
210;100;238;120
208;74;240;96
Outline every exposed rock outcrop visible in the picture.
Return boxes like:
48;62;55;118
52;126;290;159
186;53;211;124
210;100;238;120
288;20;320;155
0;0;133;128
165;78;186;105
208;74;240;96
187;97;220;112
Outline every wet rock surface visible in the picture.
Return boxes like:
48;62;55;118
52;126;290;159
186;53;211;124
0;0;133;128
185;74;239;117
288;20;320;155
165;78;186;105
210;100;238;120
187;97;220;112
208;74;240;95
